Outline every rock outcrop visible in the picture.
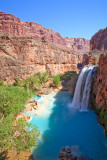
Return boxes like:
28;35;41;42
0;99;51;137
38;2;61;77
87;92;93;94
90;27;107;52
82;54;97;66
90;27;107;63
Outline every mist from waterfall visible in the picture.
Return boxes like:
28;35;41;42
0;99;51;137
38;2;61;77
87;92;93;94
71;65;96;111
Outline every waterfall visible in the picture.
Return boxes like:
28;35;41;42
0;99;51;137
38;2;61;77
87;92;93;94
71;65;96;111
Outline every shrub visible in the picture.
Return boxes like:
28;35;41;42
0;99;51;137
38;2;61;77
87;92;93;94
53;75;61;87
34;72;50;84
0;81;4;86
14;78;22;87
60;71;77;80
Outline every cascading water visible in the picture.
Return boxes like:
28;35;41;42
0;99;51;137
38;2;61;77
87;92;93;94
71;65;96;110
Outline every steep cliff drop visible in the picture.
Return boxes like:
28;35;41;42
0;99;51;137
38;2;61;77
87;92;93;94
71;66;96;111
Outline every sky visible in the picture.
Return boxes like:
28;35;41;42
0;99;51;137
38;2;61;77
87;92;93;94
0;0;107;40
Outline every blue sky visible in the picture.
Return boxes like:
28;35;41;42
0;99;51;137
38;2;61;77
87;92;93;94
0;0;107;40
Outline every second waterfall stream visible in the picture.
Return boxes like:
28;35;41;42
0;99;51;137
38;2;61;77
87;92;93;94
71;65;96;111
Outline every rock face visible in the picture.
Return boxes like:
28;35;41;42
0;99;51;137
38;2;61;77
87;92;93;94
95;52;107;108
0;11;90;83
82;54;97;66
0;34;78;83
91;52;107;135
0;11;90;55
90;27;107;51
90;27;107;109
89;27;107;135
89;27;107;65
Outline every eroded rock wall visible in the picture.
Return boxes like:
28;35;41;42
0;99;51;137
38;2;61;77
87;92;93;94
95;52;107;108
90;27;107;51
0;11;90;84
90;27;107;109
91;52;107;135
0;34;78;84
0;11;90;55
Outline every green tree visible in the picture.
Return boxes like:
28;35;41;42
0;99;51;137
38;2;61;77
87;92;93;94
53;75;61;87
0;81;4;86
60;71;77;80
0;85;40;156
14;78;22;87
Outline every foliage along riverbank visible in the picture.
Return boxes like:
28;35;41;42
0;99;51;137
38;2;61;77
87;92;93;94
0;85;40;159
0;71;77;159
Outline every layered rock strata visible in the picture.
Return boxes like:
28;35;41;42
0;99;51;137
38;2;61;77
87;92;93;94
0;11;90;55
0;34;78;83
0;11;90;83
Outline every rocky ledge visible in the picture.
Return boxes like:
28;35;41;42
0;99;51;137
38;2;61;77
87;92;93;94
58;147;92;160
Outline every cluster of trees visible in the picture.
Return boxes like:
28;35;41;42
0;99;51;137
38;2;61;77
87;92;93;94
14;72;51;91
0;71;77;158
14;72;62;89
0;83;40;158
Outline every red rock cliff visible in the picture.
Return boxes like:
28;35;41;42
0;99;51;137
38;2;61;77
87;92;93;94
0;11;90;55
90;27;107;109
95;52;107;108
91;52;107;135
0;11;90;83
90;27;107;51
0;34;78;83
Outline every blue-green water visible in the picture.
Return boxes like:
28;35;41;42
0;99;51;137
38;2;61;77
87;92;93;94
32;95;41;101
25;91;107;160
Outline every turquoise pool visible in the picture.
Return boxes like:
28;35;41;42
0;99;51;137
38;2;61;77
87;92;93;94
25;91;107;160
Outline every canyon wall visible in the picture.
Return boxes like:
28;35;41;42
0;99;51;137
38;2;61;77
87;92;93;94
90;27;107;62
91;52;107;135
0;11;90;83
90;27;107;110
95;52;107;108
0;34;78;84
92;52;107;108
90;27;107;51
0;11;89;55
90;28;107;134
